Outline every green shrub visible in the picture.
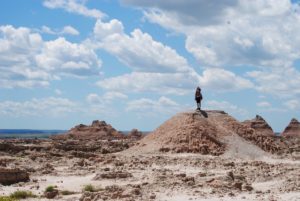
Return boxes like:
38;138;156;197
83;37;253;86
60;190;75;195
0;196;17;201
45;185;55;192
9;190;36;199
83;184;95;192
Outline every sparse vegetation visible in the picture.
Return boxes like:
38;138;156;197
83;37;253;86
82;184;103;192
83;184;95;192
44;185;58;199
60;190;75;195
9;190;36;199
45;185;55;192
0;196;17;201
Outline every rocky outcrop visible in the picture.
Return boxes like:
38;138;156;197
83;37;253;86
127;129;144;140
242;115;274;136
0;143;26;153
94;171;132;180
0;168;29;185
210;112;286;154
51;120;124;140
53;140;130;154
128;111;226;155
127;111;288;155
282;118;300;137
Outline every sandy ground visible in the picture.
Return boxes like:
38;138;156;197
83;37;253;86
1;150;299;201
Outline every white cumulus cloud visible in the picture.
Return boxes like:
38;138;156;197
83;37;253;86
199;68;254;92
61;25;80;35
41;25;80;35
125;0;300;68
36;37;101;77
122;0;300;100
43;0;105;19
247;67;300;98
91;19;192;73
0;25;102;88
0;97;77;117
97;72;200;95
90;19;253;95
126;96;179;115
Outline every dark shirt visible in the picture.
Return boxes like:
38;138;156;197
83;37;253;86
195;89;202;101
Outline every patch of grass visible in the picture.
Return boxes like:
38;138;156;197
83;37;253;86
45;185;55;192
82;184;103;192
9;190;36;199
60;190;75;195
0;196;17;201
83;184;95;192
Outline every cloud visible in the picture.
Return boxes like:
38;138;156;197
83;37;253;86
123;0;300;102
61;25;80;35
41;25;80;35
199;68;254;91
36;37;101;77
0;97;77;117
43;0;105;19
0;25;53;88
247;67;300;98
91;19;253;95
0;25;101;88
86;92;128;104
92;21;254;94
97;72;200;95
89;19;212;95
41;26;56;34
205;100;248;119
123;0;300;68
55;89;62;95
85;92;128;117
257;101;271;107
102;92;128;101
91;19;192;73
126;96;179;115
122;0;238;26
284;99;300;110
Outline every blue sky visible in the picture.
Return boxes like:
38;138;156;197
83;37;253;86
0;0;300;132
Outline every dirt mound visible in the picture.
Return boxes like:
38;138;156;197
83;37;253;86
128;111;226;155
51;120;124;140
282;118;300;137
127;110;287;156
242;115;274;136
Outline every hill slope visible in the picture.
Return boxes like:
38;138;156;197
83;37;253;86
127;110;286;156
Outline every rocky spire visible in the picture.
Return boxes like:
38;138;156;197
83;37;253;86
242;115;274;136
282;118;300;137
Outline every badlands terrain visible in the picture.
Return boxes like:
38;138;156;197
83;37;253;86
0;110;299;201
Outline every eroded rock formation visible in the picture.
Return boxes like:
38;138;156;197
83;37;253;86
51;120;124;140
282;118;300;137
0;168;29;185
242;115;274;136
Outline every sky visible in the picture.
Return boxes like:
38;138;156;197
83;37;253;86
0;0;300;132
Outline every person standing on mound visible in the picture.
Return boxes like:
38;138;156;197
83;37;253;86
195;87;203;110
